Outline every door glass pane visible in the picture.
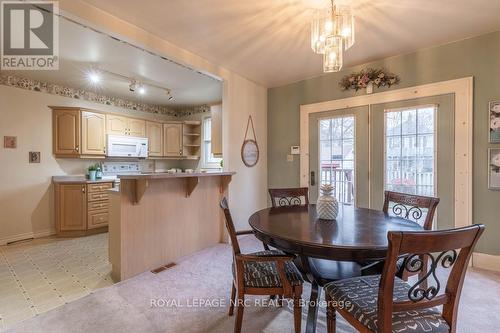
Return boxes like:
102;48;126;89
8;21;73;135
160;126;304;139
385;106;436;196
319;116;355;204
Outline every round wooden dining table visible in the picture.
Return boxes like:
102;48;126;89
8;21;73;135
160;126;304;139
248;204;422;333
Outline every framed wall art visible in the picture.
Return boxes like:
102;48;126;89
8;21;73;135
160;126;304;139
489;101;500;142
488;148;500;189
241;116;259;167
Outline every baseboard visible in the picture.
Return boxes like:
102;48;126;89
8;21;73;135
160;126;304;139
0;229;56;246
472;252;500;272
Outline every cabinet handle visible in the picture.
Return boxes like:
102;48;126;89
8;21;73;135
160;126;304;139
82;187;86;193
75;146;79;152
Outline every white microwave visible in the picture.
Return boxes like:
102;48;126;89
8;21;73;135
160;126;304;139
106;135;148;158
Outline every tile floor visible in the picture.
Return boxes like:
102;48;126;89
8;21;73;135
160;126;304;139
0;233;113;330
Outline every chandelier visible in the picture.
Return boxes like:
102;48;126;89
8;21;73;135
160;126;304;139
311;0;355;73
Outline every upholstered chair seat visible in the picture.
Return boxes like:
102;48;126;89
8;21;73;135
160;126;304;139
232;250;304;288
325;275;450;333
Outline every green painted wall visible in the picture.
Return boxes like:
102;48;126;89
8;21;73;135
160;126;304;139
268;31;500;255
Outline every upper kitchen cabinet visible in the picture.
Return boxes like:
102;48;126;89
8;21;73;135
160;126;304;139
210;104;222;157
52;107;81;156
163;123;183;157
146;121;163;157
128;118;146;137
52;107;106;158
106;115;146;137
81;111;106;155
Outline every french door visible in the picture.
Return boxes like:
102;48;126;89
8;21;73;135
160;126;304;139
309;94;455;229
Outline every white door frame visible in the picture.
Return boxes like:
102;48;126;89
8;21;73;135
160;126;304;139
300;77;473;228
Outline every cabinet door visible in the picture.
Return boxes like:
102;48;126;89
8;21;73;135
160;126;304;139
146;121;163;156
53;109;80;156
210;104;222;156
106;115;128;136
57;184;86;231
163;123;183;157
128;119;146;137
81;111;106;155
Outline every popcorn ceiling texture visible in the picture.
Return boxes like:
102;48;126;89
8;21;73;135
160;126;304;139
0;74;209;117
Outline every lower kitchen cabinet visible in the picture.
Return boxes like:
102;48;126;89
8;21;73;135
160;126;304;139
54;181;113;236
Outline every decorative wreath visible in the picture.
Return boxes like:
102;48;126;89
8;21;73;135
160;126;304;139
339;68;400;91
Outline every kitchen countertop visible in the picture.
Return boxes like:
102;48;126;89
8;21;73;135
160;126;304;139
52;176;116;184
117;171;235;180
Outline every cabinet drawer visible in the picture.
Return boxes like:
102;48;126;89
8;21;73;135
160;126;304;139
88;191;109;202
88;200;109;211
88;183;113;193
88;209;108;229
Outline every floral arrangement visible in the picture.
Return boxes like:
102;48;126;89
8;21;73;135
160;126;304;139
339;68;400;91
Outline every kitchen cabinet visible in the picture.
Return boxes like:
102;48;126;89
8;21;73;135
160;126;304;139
106;115;145;137
210;104;222;157
55;184;87;231
54;180;113;235
87;182;112;229
81;111;106;155
128;118;146;137
163;123;183;157
52;108;81;156
146;121;163;157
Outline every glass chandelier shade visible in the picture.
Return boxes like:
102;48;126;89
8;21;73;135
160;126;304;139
323;35;343;73
311;1;355;72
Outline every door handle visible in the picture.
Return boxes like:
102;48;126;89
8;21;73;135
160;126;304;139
310;171;315;186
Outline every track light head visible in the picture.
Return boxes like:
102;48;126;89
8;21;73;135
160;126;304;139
129;79;137;92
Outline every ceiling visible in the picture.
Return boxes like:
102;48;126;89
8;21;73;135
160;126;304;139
1;18;222;107
82;0;500;87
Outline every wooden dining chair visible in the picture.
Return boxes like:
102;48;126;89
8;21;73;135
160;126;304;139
375;191;441;281
268;187;309;208
265;187;309;251
220;198;303;333
383;190;440;231
325;224;485;333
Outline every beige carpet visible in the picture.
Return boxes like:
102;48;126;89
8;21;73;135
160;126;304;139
4;235;500;333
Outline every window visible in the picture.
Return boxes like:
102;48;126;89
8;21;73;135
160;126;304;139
202;117;222;168
319;116;355;204
385;105;436;196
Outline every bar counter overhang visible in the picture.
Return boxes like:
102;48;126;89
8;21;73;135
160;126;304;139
108;171;235;281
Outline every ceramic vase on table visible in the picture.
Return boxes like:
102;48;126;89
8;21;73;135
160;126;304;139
316;184;339;220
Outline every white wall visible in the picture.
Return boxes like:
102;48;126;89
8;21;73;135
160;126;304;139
59;0;269;230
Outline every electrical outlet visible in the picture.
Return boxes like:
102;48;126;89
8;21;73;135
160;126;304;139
287;154;294;162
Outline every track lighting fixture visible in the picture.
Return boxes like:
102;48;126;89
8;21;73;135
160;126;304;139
129;79;137;92
84;67;172;100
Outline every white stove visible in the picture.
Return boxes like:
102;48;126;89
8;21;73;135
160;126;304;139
102;162;141;189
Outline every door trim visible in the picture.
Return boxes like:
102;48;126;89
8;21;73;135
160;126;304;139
300;77;473;229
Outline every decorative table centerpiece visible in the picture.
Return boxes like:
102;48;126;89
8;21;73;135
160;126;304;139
316;184;339;220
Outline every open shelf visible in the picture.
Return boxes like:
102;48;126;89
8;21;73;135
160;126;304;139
182;121;201;159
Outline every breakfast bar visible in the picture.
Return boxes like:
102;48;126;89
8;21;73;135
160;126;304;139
108;171;235;281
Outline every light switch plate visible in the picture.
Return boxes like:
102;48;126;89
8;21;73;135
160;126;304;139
290;146;300;155
29;152;40;163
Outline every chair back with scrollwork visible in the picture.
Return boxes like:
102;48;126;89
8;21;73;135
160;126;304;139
377;224;485;333
383;191;440;230
268;188;309;208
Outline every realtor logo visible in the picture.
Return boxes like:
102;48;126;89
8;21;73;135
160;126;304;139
1;1;59;70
